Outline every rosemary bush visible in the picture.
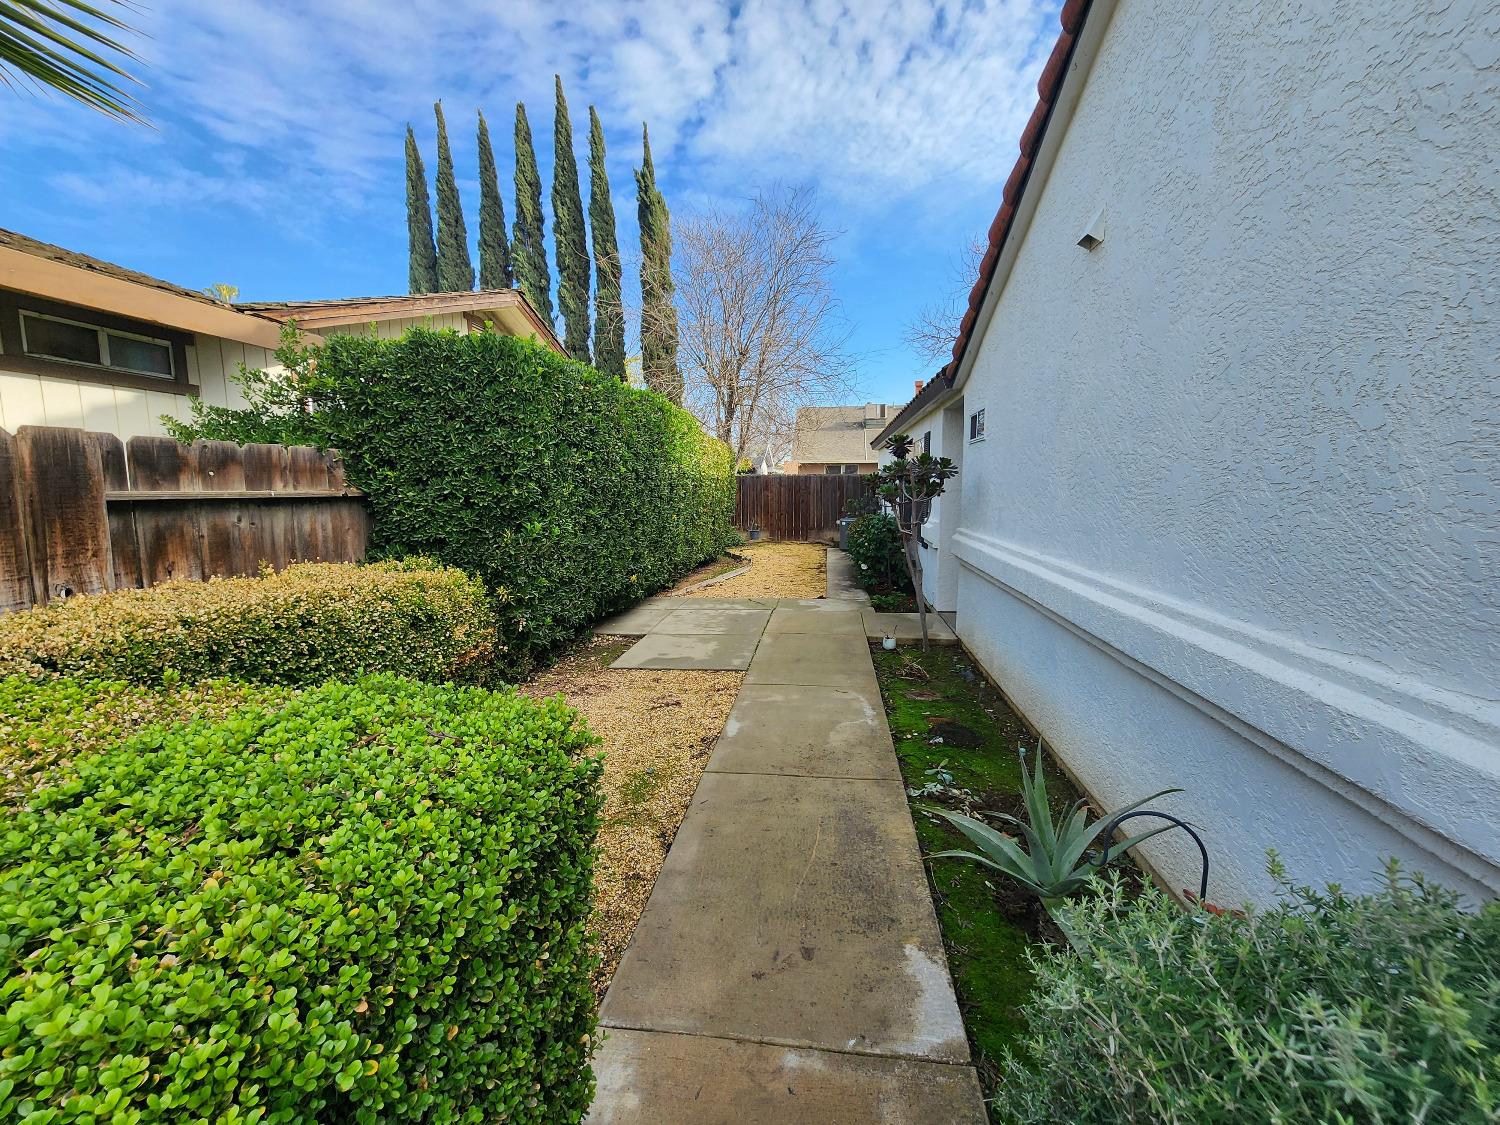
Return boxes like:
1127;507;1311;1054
997;858;1500;1124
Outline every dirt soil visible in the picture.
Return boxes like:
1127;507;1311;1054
519;635;743;996
668;540;827;599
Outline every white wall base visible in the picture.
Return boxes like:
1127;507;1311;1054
954;543;1498;906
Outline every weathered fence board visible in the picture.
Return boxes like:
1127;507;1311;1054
735;474;874;541
0;426;368;613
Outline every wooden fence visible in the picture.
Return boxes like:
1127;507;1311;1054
0;426;369;612
735;474;874;541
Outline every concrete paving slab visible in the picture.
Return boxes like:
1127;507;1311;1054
766;607;867;635
587;1030;986;1124
862;611;958;644
654;607;771;635
825;549;871;603
612;632;760;670
595;602;675;635
776;597;861;610
745;632;880;690
660;596;779;610
599;772;969;1063
708;684;900;781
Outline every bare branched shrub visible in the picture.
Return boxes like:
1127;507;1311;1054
676;186;854;462
904;236;987;364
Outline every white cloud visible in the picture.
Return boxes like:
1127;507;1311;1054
111;0;1053;215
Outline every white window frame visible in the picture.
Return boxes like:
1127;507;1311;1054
19;309;177;380
968;408;986;443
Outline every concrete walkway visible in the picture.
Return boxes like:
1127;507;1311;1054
587;559;981;1122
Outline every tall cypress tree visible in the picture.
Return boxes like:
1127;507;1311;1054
636;123;680;403
512;103;554;325
588;106;626;381
551;76;591;362
432;101;474;292
476;110;513;289
405;125;439;295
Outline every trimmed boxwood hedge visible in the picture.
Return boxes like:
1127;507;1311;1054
171;329;739;676
0;559;496;687
0;674;602;1122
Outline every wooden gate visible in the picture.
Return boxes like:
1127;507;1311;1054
0;426;369;612
735;474;874;541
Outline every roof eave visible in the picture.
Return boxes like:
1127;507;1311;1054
249;289;565;355
0;244;290;350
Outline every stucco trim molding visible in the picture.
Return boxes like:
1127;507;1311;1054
952;528;1500;891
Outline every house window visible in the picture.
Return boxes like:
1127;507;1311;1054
0;290;194;393
922;430;932;455
20;311;175;378
844;464;860;475
825;463;861;475
968;408;986;442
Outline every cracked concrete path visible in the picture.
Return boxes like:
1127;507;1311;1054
589;571;984;1123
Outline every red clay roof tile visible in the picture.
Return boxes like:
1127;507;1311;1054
1019;99;1049;155
1037;31;1076;101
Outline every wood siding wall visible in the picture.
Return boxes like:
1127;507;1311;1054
0;314;472;441
0;426;368;612
735;474;874;542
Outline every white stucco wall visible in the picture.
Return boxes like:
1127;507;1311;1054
930;0;1500;903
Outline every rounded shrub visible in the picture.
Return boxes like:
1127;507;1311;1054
846;512;910;595
996;861;1500;1124
0;674;602;1122
0;559;496;686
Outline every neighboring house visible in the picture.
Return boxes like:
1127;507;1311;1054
0;229;561;441
791;402;906;474
877;0;1498;905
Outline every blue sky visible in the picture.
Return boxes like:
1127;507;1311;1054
0;0;1058;408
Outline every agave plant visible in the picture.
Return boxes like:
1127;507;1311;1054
930;748;1182;911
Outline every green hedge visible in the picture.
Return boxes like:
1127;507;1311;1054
846;513;910;594
997;862;1500;1123
0;674;602;1122
0;559;496;687
172;329;739;675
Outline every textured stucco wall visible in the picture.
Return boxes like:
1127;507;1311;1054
934;0;1500;902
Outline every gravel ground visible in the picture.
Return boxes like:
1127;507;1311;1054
519;636;743;996
670;539;827;599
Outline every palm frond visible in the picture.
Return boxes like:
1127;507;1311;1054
0;0;146;123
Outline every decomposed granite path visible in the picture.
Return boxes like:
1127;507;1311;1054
585;552;979;1123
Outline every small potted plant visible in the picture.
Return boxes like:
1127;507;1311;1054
747;520;764;542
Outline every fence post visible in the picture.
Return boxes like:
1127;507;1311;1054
0;429;35;611
15;426;113;603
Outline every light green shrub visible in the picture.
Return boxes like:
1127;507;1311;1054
996;860;1500;1124
0;558;496;686
0;675;277;804
0;674;602;1122
170;328;739;676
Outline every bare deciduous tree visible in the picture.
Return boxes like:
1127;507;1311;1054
904;236;987;364
675;186;854;462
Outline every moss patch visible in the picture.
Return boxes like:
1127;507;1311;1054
873;645;1082;1101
